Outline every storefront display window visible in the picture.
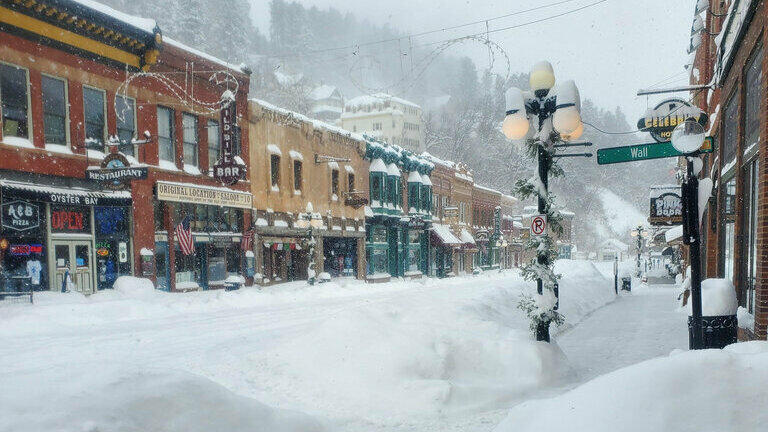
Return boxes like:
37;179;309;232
94;206;131;290
366;226;389;275
50;205;90;233
406;230;421;273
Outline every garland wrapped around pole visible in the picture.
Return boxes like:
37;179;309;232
514;121;566;341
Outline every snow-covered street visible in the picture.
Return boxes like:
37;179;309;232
1;261;617;432
1;263;765;432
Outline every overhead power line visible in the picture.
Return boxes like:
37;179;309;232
268;0;607;59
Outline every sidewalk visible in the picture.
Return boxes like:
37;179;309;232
558;284;688;382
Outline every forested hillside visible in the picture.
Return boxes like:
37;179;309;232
97;0;675;251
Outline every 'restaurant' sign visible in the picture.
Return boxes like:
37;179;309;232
649;185;683;225
86;153;148;189
155;181;252;209
637;98;708;143
213;96;246;185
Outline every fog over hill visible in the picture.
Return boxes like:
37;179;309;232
99;0;677;251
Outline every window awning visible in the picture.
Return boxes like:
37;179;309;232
431;224;461;246
459;228;475;245
0;179;131;206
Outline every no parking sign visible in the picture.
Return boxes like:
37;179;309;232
530;215;547;237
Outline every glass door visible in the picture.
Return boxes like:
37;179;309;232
52;241;94;294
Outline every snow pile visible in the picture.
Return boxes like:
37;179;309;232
493;342;768;432
683;278;738;316
229;262;614;425
553;259;616;326
0;367;323;432
737;306;755;331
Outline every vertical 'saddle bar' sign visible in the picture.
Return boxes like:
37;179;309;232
649;185;683;225
214;95;245;185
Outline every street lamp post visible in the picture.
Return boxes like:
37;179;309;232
631;225;647;278
502;61;586;342
671;118;708;349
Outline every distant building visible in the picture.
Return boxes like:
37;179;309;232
309;85;344;123
599;239;630;261
340;93;425;152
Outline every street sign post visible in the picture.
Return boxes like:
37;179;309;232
597;137;713;165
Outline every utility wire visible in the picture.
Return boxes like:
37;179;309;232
583;88;707;136
268;0;603;59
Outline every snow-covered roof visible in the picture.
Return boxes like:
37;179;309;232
370;158;388;174
267;144;282;156
164;37;246;74
474;184;502;195
407;171;423;184
345;165;355;174
421;175;432;186
431;224;462;245
345;93;420;110
665;225;684;243
601;238;629;252
252;99;365;143
288;150;303;161
460;228;475;245
72;0;157;34
312;105;342;115
309;85;340;101
386;163;401;177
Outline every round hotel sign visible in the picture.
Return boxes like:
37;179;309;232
637;98;708;143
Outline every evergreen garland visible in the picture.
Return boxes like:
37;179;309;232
513;127;566;335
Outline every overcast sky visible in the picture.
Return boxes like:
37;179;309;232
250;0;695;128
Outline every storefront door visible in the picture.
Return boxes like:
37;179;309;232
52;240;94;294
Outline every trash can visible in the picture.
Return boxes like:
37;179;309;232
687;315;737;349
621;277;631;292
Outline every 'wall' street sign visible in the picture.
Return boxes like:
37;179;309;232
597;137;713;165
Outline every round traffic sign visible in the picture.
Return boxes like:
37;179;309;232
531;215;547;236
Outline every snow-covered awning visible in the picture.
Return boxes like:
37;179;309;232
370;158;387;174
431;224;461;246
421;175;432;186
0;179;131;206
345;165;355;174
267;144;282;156
460;228;475;245
289;150;303;161
328;161;340;170
407;171;423;184
665;225;683;243
386;163;401;177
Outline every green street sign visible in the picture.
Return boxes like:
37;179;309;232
597;137;713;165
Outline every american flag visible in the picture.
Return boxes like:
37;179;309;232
175;215;195;256
241;228;254;251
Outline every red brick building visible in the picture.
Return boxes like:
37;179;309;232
687;0;766;339
0;0;251;293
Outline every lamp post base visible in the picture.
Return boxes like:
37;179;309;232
536;320;550;342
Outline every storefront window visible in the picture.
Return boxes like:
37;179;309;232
744;45;763;149
406;231;421;273
0;63;28;138
1;199;46;292
42;75;67;145
116;95;136;155
744;160;759;314
94;206;131;290
83;87;106;150
722;93;738;164
366;226;389;275
722;177;736;282
50;205;90;234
